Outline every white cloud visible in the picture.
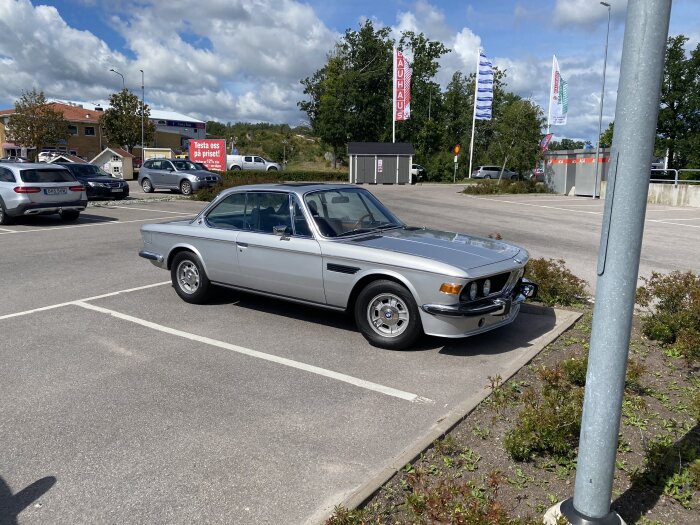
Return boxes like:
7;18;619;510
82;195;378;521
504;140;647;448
553;0;627;29
0;0;338;124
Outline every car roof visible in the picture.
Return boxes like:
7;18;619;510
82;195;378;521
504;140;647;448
0;162;69;170
219;183;355;199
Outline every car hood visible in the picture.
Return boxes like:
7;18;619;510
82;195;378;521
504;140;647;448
342;227;524;270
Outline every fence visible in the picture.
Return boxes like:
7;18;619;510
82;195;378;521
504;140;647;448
650;169;700;185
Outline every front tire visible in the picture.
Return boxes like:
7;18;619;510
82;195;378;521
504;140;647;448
267;167;278;172
180;180;193;195
141;178;154;193
171;252;211;304
354;280;422;350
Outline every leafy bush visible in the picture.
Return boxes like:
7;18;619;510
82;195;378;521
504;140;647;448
192;169;348;201
504;365;583;462
524;258;588;307
463;179;549;195
636;271;700;364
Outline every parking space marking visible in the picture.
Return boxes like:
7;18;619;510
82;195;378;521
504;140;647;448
0;282;170;321
74;301;434;404
648;220;700;229
467;196;604;215
0;215;195;235
104;205;195;215
0;227;14;232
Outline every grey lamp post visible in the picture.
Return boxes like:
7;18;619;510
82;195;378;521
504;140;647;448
109;68;125;90
140;69;145;157
593;2;611;199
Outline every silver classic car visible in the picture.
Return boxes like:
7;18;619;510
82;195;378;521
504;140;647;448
139;184;537;349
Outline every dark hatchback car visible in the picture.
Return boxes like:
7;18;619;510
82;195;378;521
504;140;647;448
57;163;129;200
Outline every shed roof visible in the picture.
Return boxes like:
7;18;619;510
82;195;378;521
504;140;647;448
347;142;415;155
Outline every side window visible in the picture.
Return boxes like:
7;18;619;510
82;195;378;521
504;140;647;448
247;192;291;234
254;156;264;163
206;192;247;230
148;160;159;170
163;161;173;170
0;167;15;183
244;156;253;162
292;197;312;237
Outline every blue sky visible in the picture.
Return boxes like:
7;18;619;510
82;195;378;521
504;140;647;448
0;0;698;142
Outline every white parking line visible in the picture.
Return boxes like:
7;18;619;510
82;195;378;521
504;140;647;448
647;220;700;229
0;216;194;235
0;227;14;232
104;205;194;215
74;301;434;405
0;282;170;320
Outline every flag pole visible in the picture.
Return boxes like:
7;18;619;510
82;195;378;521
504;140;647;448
392;47;396;143
546;55;555;135
467;47;481;179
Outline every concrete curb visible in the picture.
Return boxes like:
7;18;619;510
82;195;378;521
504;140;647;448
311;305;582;525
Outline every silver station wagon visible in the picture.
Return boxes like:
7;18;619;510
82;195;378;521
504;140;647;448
139;184;537;349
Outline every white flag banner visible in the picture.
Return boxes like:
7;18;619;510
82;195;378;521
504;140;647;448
475;51;493;120
550;55;568;126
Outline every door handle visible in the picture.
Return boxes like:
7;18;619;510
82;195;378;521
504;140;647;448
237;242;248;247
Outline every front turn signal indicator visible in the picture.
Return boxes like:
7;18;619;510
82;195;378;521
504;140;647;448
439;283;463;295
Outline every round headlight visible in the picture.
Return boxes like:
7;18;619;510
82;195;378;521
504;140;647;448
468;282;478;300
483;279;491;296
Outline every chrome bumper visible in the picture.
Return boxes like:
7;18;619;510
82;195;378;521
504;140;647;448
421;279;538;318
138;250;164;263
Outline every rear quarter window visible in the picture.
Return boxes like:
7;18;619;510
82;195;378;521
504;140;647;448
0;167;16;183
19;169;76;183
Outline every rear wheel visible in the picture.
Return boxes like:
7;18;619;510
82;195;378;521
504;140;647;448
354;280;423;350
141;178;154;193
59;210;80;221
180;180;193;195
171;251;211;304
231;165;241;171
267;167;278;172
0;201;13;225
484;175;491;179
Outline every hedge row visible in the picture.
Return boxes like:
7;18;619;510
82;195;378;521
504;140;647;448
193;169;348;201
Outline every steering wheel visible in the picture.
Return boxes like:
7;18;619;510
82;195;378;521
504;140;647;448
352;213;373;230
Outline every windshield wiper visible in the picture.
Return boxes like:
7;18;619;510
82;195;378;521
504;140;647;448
336;228;376;238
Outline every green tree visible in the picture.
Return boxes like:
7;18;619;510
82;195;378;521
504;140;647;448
7;89;69;161
599;121;614;148
548;138;586;151
486;95;545;176
657;35;694;169
99;89;155;152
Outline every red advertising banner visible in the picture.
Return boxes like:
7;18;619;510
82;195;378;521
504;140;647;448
394;49;411;121
188;139;226;171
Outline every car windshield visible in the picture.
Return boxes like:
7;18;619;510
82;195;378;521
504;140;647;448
304;188;403;238
172;160;199;170
19;169;75;183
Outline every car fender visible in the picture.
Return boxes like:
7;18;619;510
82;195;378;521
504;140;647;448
345;268;423;310
167;243;211;276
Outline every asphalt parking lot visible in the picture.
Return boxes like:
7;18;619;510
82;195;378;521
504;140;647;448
1;184;698;524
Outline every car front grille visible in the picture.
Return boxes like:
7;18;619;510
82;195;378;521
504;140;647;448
460;271;513;302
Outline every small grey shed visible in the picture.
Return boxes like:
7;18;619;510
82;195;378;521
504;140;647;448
347;142;415;184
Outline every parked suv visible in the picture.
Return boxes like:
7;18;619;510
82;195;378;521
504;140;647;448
57;163;129;200
0;162;87;224
138;158;222;195
471;165;518;180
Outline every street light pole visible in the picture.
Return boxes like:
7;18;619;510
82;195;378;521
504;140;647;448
109;68;125;90
593;2;611;199
140;69;145;158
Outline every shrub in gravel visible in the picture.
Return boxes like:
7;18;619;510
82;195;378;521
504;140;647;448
504;365;583;462
463;179;549;195
636;271;700;364
524;258;588;307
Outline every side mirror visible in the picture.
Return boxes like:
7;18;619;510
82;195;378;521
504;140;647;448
273;225;290;237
